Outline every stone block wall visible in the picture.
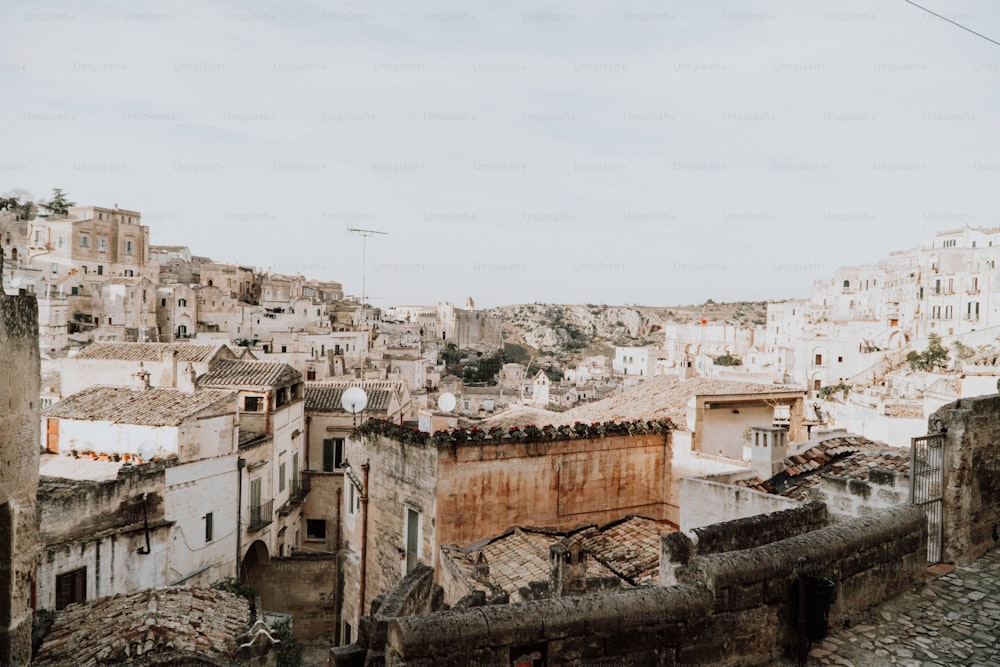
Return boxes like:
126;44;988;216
932;394;1000;564
818;468;910;520
371;505;925;666
0;290;40;666
662;501;828;585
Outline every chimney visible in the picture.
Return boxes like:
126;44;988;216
166;348;179;388
133;364;151;391
549;538;587;597
750;426;788;481
177;362;197;393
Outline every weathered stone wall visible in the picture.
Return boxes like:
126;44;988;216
340;432;440;638
375;505;925;666
818;468;910;521
662;501;828;585
253;553;338;641
436;432;671;547
0;290;40;665
932;394;1000;564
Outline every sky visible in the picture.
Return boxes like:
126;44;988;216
2;0;999;308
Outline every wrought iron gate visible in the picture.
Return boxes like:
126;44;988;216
910;433;946;563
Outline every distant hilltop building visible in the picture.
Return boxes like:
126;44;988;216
754;226;1000;390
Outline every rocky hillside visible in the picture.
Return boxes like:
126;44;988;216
489;301;766;368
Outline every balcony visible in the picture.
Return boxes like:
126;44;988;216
248;499;274;531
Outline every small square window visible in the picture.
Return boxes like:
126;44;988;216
306;519;326;540
244;396;261;412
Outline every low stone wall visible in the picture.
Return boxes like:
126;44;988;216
661;501;828;585
374;505;925;666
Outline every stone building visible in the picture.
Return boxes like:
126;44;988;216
155;283;198;341
196;360;307;575
37;385;241;610
0;280;40;665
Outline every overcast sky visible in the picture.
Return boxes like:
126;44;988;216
2;0;999;308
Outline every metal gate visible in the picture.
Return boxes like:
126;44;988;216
910;433;946;562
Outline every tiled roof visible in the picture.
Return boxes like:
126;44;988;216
479;377;803;430
305;383;394;413
736;435;910;501
198;360;302;389
561;377;805;430
42;387;236;426
443;517;675;601
573;516;671;585
445;529;622;603
74;342;227;363
33;587;250;667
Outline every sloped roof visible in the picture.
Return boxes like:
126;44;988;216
198;360;302;389
573;516;670;585
443;528;623;603
442;516;674;601
478;377;803;430
74;342;229;363
305;384;394;413
33;587;250;667
43;387;236;426
559;377;805;429
736;435;910;501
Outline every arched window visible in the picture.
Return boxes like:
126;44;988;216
178;298;187;307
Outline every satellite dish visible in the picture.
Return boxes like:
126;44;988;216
438;392;456;413
341;387;369;414
137;441;157;461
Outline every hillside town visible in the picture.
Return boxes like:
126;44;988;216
3;196;1000;665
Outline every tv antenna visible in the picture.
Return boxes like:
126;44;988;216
347;228;388;330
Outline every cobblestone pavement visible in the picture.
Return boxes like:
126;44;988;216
803;548;1000;666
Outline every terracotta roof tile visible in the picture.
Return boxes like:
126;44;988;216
42;387;236;426
74;342;229;363
198;360;301;389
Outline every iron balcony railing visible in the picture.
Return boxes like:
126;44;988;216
249;499;274;531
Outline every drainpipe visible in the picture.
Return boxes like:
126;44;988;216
335;487;342;552
304;415;311;470
236;457;246;579
358;461;370;623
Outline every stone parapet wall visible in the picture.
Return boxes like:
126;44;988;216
662;501;828;585
931;395;1000;565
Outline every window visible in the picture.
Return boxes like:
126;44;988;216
97;238;108;252
281;345;287;353
837;356;843;363
279;462;286;492
323;438;344;472
945;305;953;320
55;567;87;610
244;396;261;412
161;298;166;307
124;240;135;255
178;298;187;307
205;512;214;542
814;354;823;365
79;235;90;248
932;306;941;319
97;265;103;276
935;279;941;295
306;519;326;540
56;236;65;248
